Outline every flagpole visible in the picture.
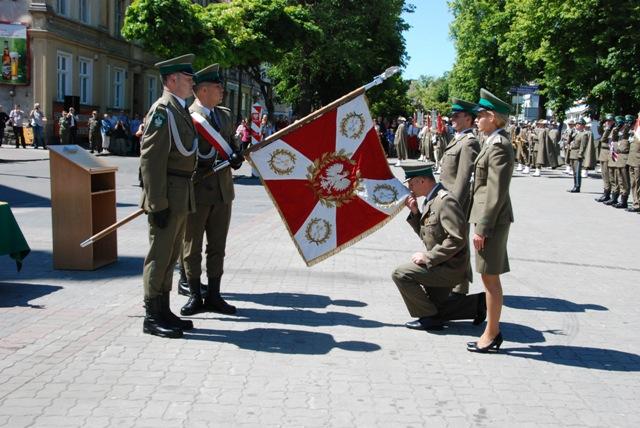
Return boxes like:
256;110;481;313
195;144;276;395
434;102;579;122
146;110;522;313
80;66;400;248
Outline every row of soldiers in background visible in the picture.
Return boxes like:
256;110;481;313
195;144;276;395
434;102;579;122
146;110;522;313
594;114;640;212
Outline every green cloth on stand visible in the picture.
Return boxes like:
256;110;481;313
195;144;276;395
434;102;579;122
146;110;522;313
0;201;31;272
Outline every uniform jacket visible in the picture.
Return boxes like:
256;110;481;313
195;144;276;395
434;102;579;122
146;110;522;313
139;90;197;214
88;117;101;140
626;126;640;168
569;129;589;161
468;128;514;237
598;125;612;162
582;128;598;169
189;101;238;205
535;127;558;168
407;184;469;283
610;124;630;167
438;129;480;211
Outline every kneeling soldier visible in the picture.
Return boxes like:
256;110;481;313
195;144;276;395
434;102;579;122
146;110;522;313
391;162;486;331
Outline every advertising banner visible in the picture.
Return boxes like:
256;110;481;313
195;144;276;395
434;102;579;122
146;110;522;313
1;23;28;85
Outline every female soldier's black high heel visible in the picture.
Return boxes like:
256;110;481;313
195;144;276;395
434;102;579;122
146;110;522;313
467;332;503;353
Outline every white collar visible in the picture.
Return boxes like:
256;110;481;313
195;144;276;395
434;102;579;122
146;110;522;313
194;99;211;116
170;93;186;108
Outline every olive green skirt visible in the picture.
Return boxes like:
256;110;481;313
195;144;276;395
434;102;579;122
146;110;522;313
474;223;510;275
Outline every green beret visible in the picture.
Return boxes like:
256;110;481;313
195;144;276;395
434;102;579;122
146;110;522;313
624;114;635;123
474;88;511;115
450;98;478;117
400;161;435;182
155;54;195;76
605;113;615;121
615;115;624;124
194;63;223;85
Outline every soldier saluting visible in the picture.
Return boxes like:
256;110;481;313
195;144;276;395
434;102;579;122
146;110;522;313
139;54;198;339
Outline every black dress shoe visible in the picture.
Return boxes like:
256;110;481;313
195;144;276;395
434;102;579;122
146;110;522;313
472;292;487;325
626;207;640;212
467;332;503;353
570;188;580;193
405;316;444;331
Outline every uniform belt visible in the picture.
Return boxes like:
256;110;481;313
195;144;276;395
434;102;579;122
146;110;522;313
197;159;225;169
167;168;193;178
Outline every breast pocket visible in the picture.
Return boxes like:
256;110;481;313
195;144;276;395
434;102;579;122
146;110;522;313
475;165;488;185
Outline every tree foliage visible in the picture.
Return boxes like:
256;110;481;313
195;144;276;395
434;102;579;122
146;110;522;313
122;0;410;119
447;0;640;116
268;0;412;115
407;74;451;114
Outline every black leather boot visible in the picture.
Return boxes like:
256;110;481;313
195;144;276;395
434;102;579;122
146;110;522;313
161;292;193;330
203;277;236;315
180;279;204;316
615;194;628;209
603;192;619;206
567;186;576;193
177;265;189;296
143;296;183;338
595;189;610;202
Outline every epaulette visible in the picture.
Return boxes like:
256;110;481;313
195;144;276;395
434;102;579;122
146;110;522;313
217;106;231;113
438;189;448;199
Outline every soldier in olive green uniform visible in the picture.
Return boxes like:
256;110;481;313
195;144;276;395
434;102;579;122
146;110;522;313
567;118;590;193
625;114;640;212
140;54;198;339
393;117;408;165
391;162;486;331
88;110;102;154
595;114;615;202
604;116;630;208
467;89;514;353
180;64;243;316
439;99;480;296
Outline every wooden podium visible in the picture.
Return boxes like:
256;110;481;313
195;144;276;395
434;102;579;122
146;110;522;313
49;145;119;270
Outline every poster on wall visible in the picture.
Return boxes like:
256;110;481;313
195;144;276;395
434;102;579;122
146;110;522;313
1;23;28;85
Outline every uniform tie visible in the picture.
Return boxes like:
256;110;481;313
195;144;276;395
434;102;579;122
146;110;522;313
210;109;221;132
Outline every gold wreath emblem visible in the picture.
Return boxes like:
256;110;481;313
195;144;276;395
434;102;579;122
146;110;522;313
307;149;362;208
305;218;332;245
339;111;366;139
372;184;399;206
267;148;296;176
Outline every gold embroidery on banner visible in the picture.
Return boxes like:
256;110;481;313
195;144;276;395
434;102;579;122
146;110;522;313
339;111;366;140
372;184;399;207
267;148;296;176
305;218;332;245
307;149;362;208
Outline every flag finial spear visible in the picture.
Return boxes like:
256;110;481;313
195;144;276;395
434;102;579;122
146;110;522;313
364;66;401;91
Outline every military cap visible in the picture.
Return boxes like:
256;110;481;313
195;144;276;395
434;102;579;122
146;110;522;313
400;161;435;182
450;98;478;116
536;119;546;125
474;88;511;115
567;118;576;125
397;116;407;122
615;115;624;124
624;114;635;123
155;54;195;76
577;118;586;125
194;63;223;85
604;113;615;121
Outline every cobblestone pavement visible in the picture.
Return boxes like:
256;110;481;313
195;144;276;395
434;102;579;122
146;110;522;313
1;146;639;427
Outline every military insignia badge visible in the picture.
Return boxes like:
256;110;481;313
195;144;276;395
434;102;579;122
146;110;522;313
150;110;166;130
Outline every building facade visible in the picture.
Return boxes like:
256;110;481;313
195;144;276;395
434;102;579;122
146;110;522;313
0;0;278;146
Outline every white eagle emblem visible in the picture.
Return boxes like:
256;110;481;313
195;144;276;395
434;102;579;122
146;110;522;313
320;163;351;192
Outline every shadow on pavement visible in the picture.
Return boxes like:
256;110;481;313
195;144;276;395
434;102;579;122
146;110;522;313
210;307;397;329
223;292;367;309
233;176;263;186
504;345;640;371
184;327;381;354
0;281;63;308
504;295;608;312
0;249;144;281
432;321;547;344
0;184;51;208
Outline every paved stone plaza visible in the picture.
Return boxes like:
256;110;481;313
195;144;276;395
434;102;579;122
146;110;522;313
1;146;639;427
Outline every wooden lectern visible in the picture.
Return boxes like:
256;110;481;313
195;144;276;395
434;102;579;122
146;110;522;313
49;145;119;270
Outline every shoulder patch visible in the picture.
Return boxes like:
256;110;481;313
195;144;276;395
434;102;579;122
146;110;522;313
149;108;167;131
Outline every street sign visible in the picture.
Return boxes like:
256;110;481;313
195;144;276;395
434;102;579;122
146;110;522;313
509;85;539;95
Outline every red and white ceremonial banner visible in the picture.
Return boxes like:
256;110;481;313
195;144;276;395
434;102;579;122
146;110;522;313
250;103;262;145
246;94;410;266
